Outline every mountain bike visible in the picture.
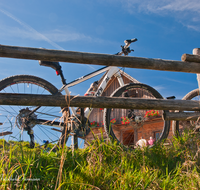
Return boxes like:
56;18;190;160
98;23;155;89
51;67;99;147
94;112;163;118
172;89;200;136
0;39;170;149
172;48;200;137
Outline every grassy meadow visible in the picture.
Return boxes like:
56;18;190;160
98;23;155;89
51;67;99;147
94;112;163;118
0;130;200;190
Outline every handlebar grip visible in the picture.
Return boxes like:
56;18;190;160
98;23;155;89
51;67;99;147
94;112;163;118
130;38;137;42
125;38;137;44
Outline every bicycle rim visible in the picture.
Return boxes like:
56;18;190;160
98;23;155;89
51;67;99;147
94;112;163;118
103;83;170;149
172;88;200;136
0;75;68;148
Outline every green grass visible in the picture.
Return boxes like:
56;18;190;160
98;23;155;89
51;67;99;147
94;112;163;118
1;130;200;190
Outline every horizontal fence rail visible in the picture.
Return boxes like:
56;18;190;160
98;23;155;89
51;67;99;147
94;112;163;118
0;44;200;73
1;93;200;112
181;53;200;63
163;111;200;121
0;45;200;121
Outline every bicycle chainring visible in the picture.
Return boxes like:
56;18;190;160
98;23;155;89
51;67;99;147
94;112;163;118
71;115;91;137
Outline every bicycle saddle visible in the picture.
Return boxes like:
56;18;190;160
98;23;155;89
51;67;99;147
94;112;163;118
39;60;61;71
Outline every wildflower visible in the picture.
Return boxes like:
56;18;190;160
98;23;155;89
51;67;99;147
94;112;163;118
121;116;130;125
110;118;116;124
144;110;160;118
90;121;99;127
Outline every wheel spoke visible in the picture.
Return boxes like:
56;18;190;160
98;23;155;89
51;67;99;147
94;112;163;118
0;75;67;149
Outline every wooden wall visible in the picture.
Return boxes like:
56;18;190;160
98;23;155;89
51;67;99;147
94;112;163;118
85;117;173;147
85;72;173;147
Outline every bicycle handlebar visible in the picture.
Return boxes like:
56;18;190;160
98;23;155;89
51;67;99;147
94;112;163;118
116;38;137;56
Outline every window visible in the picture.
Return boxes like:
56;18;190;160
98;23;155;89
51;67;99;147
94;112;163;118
154;131;161;140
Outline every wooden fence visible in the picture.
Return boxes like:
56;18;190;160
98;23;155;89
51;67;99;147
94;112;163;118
0;44;200;73
0;44;200;121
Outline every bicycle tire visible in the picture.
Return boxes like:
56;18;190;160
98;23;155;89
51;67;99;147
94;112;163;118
0;75;69;148
172;88;200;136
103;83;170;148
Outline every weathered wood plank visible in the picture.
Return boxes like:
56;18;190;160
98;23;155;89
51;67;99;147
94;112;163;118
181;53;200;63
163;111;200;120
0;93;200;111
0;44;200;73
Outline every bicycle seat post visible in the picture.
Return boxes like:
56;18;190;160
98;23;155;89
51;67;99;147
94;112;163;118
58;69;67;85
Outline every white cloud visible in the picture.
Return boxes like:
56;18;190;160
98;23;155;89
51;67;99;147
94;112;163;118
44;29;92;42
0;8;65;50
123;0;200;31
0;24;107;49
0;25;92;43
185;25;200;32
0;8;100;49
152;85;165;91
160;77;195;86
0;26;40;40
0;8;104;71
0;8;106;48
125;0;200;13
156;0;200;12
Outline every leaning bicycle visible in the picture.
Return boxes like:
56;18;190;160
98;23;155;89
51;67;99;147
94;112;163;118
0;39;170;149
172;48;200;137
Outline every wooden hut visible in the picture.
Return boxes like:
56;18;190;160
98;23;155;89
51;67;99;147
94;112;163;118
84;70;172;147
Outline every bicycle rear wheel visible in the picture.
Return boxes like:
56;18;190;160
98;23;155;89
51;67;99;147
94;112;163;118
172;88;200;136
103;83;170;148
0;75;69;148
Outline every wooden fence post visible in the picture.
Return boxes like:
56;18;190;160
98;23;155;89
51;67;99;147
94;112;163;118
71;133;78;154
193;48;200;91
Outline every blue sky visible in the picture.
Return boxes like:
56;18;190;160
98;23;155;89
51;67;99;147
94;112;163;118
1;0;200;147
0;0;200;100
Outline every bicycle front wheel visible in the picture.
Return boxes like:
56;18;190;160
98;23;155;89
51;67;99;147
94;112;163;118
0;75;69;148
172;88;200;136
103;83;170;148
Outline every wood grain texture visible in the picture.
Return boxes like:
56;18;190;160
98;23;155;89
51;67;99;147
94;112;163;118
0;44;199;73
163;111;200;120
0;93;200;111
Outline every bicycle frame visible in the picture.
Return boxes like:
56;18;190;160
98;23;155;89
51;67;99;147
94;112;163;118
27;38;137;128
58;65;125;117
0;38;140;148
